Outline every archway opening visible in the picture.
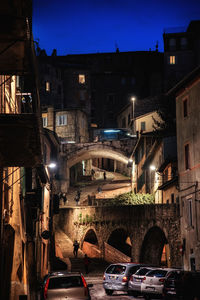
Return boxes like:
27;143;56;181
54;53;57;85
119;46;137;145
84;229;98;245
82;229;99;258
139;226;168;266
108;228;132;257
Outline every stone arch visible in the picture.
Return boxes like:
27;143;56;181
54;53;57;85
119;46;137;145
81;227;100;258
139;226;168;266
83;228;99;246
68;148;129;168
107;227;132;257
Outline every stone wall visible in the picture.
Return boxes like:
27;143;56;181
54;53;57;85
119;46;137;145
58;204;182;267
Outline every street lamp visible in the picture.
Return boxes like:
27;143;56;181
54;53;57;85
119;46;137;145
131;97;136;133
48;162;57;169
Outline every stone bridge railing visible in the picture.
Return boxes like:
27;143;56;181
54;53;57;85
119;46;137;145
62;140;135;159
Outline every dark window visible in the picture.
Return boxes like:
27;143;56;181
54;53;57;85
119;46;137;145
135;268;152;276
171;193;174;203
48;276;83;289
106;265;126;275
147;269;167;277
128;114;131;125
188;199;193;227
184;144;190;170
122;117;126;128
141;122;146;131
183;99;188;117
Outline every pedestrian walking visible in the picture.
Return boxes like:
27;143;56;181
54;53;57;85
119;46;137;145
91;169;95;180
73;240;79;258
83;254;90;274
77;188;81;198
75;194;80;206
103;171;107;180
63;194;67;205
97;186;102;193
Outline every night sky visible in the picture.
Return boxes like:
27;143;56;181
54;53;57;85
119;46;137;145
33;0;200;55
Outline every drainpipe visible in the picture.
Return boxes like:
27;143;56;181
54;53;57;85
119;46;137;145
194;181;200;242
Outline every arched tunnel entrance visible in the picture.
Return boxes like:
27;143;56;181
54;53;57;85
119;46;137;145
82;229;100;258
84;229;98;245
140;226;169;266
108;228;132;257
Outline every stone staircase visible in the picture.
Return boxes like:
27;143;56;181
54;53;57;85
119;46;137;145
54;228;109;276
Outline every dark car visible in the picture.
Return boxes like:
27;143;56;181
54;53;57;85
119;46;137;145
163;270;200;300
41;271;93;300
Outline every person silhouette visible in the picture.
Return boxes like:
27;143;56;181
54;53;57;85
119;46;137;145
73;240;79;257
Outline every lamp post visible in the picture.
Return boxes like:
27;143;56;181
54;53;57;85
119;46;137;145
131;97;136;133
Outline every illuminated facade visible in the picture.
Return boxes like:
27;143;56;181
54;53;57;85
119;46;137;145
174;66;200;271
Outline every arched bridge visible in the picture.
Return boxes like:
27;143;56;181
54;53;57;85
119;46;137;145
57;204;182;267
59;140;135;191
62;141;134;168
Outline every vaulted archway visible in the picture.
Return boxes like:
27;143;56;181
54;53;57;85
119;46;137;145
139;226;168;266
108;228;132;257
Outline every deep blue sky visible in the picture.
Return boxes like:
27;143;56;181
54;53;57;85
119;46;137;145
33;0;200;55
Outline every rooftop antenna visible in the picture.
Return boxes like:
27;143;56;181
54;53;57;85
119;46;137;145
115;41;119;53
156;41;159;52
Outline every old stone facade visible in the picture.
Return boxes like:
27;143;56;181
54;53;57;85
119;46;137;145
57;204;182;268
163;20;200;91
42;106;89;143
175;66;200;271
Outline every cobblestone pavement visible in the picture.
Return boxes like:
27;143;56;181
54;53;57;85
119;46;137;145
59;171;131;208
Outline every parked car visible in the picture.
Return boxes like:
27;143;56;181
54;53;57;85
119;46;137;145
103;262;147;295
141;268;175;299
42;271;93;300
128;267;156;297
163;270;200;300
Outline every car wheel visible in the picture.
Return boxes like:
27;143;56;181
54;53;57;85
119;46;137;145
127;290;133;296
144;295;151;300
105;289;113;295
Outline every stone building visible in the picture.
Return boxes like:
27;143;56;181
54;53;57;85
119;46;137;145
163;20;200;91
173;66;200;271
66;50;164;128
0;1;60;299
42;106;89;143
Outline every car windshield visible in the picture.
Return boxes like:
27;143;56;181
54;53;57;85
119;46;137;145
106;265;126;275
135;268;152;276
48;276;83;289
146;269;167;277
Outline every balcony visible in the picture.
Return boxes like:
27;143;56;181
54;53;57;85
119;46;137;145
0;113;42;167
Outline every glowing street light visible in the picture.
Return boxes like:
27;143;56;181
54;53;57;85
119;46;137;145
150;165;156;171
48;162;57;169
131;96;136;133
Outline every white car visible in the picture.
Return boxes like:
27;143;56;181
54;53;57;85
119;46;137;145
141;268;175;299
128;267;155;297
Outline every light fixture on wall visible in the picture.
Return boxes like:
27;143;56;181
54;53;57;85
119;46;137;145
48;162;57;169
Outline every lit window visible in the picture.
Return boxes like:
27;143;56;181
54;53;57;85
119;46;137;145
57;114;67;126
184;143;190;170
183;98;188;117
45;81;50;92
79;74;85;84
169;56;176;65
42;117;48;127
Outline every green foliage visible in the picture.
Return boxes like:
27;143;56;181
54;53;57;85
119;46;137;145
106;192;155;206
78;213;82;223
